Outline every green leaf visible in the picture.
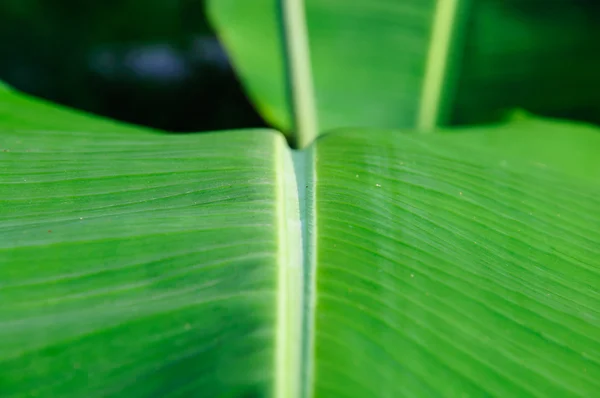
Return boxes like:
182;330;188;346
312;123;600;396
2;88;600;397
0;88;147;134
0;80;10;92
0;89;304;397
208;0;600;133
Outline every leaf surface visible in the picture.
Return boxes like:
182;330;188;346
311;122;600;396
2;88;600;397
0;90;301;397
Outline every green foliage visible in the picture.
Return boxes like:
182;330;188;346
0;90;285;397
314;126;600;397
1;0;600;397
209;0;600;133
1;84;600;397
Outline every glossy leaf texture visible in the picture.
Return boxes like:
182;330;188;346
0;88;297;397
208;0;600;133
2;86;600;397
312;121;600;396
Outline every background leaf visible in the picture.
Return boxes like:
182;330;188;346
209;0;600;133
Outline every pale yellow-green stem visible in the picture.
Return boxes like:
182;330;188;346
280;0;319;149
418;0;461;131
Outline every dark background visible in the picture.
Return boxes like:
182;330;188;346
0;0;267;132
2;1;600;134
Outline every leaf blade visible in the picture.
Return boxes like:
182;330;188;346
209;0;600;132
312;120;600;397
0;90;290;397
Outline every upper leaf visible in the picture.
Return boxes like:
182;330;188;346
208;0;600;134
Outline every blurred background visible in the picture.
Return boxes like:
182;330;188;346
1;0;599;134
0;0;267;132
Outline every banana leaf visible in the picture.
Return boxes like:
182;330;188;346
208;0;600;133
1;84;599;397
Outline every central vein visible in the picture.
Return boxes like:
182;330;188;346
277;0;318;394
275;137;316;398
292;148;317;398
